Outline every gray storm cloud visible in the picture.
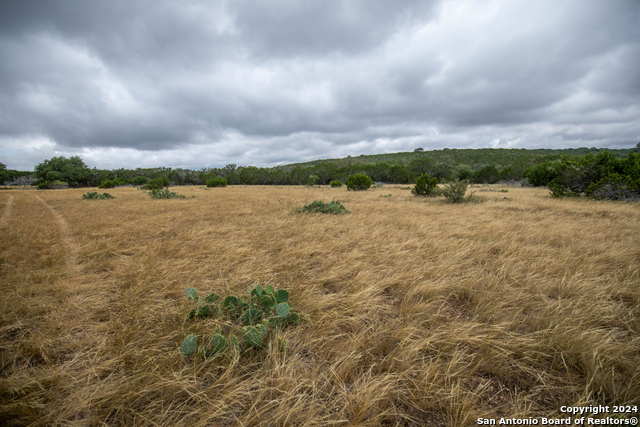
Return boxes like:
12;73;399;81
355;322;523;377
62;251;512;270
0;0;638;170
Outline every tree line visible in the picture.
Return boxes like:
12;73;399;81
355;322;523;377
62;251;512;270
3;146;637;190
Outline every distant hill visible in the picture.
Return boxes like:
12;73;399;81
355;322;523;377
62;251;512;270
280;147;634;171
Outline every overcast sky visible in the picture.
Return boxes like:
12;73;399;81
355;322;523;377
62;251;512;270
1;0;639;171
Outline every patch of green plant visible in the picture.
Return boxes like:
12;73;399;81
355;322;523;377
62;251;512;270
411;173;439;197
145;177;170;191
400;186;411;190
380;194;392;198
439;178;472;203
295;200;351;214
307;174;319;186
82;192;115;200
98;180;116;189
131;176;148;186
330;180;343;188
206;176;227;187
345;173;373;191
180;284;307;358
149;189;186;199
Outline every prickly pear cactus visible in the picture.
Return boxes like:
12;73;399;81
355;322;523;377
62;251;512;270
186;287;197;300
181;284;306;359
276;302;290;318
210;334;228;354
180;334;197;356
204;292;220;304
243;326;263;347
241;308;263;326
274;289;289;303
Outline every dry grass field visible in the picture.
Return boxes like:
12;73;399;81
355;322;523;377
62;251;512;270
1;184;639;426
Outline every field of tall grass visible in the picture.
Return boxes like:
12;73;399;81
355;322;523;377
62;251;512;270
1;184;638;426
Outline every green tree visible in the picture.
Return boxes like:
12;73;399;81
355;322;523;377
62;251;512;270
34;156;92;187
0;162;8;184
473;165;500;184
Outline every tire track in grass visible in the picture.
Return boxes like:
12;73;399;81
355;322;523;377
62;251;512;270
1;194;13;227
35;195;80;269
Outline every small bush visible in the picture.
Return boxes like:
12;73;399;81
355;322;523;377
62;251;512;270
131;176;148;186
98;180;116;189
150;189;186;199
296;200;350;214
37;181;50;189
82;192;115;200
411;173;438;197
345;173;373;191
439;178;471;203
206;176;227;187
330;180;343;188
113;177;129;186
307;175;319;186
146;177;170;190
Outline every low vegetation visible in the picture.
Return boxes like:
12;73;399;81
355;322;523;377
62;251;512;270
181;284;305;358
295;200;351;214
206;176;227;187
439;178;472;203
149;189;186;199
82;191;115;199
330;180;343;188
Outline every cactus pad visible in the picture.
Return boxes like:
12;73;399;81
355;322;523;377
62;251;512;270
186;287;197;300
204;292;220;304
275;289;289;303
276;302;290;318
241;308;263;325
180;334;197;356
243;326;263;347
210;334;228;354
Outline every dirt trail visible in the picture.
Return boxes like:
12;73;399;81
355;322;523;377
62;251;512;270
1;194;13;226
35;195;80;269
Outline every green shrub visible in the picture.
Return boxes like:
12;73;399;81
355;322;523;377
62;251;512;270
411;173;439;197
330;180;343;188
181;284;306;358
98;180;116;189
149;189;186;199
146;177;170;190
206;176;227;187
586;174;640;201
37;181;50;189
523;162;560;187
131;176;148;186
307;175;319;186
345;173;373;191
82;192;115;200
113;177;129;186
296;200;350;214
439;178;470;203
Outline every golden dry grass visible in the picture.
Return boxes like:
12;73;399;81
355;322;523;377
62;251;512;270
1;184;638;426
